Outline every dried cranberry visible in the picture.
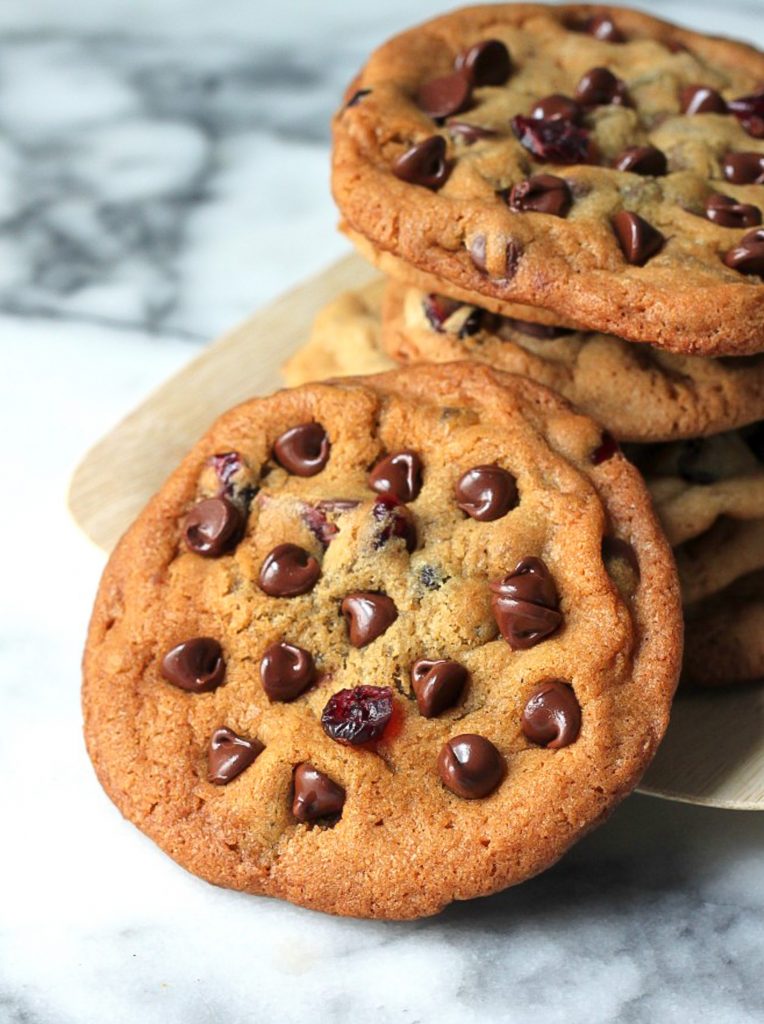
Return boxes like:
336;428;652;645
321;686;394;745
592;432;619;465
728;90;764;139
301;499;359;548
211;451;243;488
511;115;592;165
372;497;417;553
423;293;463;331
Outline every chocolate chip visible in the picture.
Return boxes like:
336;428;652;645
292;764;345;823
417;71;472;120
455;465;518;521
503;318;573;340
612;210;665;265
371;497;417;553
531;94;583;122
160;637;226;693
705;193;762;229
273;422;330;476
575;67;630;107
724;228;764;276
208;727;264;785
586;13;624;42
508;174;572;217
258;543;320;598
345;88;371;109
728;90;764;139
723;152;764;185
419;564;448;591
602;535;640;578
592;431;620;464
183;497;243;557
447;121;498;144
411;659;468;717
454;39;511;87
321;685;394;745
259;642;316;701
612;145;668;176
369;450;423;503
490;556;562;649
438;734;505;799
521;682;581;748
680;84;727;115
393;136;450;190
512;115;592;164
341;592;398;647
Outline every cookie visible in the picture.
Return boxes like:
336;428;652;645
83;362;682;919
683;571;764;688
332;4;764;355
282;280;395;386
382;280;764;442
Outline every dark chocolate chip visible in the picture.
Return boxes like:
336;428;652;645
259;642;316;702
612;210;665;265
508;173;572;217
705;193;762;229
371;497;417;553
393;136;450;190
448;121;498;144
161;637;226;693
273;422;330;476
321;685;394;745
411;659;468;717
258;543;320;598
490;556;562;649
531;94;583;122
680;84;727;115
208;727;264;785
723;152;764;185
521;681;581;748
341;592;398;647
511;114;593;164
592;430;620;464
724;228;764;276
369;450;423;503
586;13;624;42
455;465;518;521
183;497;243;557
438;734;505;798
612;145;667;176
345;88;371;109
417;70;472;120
455;39;511;87
575;67;630;107
292;764;345;822
602;535;640;578
728;90;764;139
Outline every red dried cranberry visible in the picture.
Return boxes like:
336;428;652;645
372;497;417;553
592;432;619;465
211;451;243;488
511;115;592;165
321;686;394;745
423;293;463;331
301;499;359;548
728;90;764;139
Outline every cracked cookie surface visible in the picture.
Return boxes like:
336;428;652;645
332;4;764;354
83;363;681;919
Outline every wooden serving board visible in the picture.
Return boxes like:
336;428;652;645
68;253;764;811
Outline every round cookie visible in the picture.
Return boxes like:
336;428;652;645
381;280;764;442
333;4;764;355
83;363;682;919
684;571;764;688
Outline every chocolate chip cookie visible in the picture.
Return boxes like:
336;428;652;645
332;4;764;355
83;363;682;919
684;571;764;688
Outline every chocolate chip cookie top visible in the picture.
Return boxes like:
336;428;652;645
83;363;681;919
332;4;764;355
382;281;764;442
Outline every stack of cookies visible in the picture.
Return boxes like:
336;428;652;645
288;3;764;690
82;4;763;919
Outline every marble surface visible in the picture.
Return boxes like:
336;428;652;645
1;1;763;1021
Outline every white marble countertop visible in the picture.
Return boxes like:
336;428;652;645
2;1;763;1021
